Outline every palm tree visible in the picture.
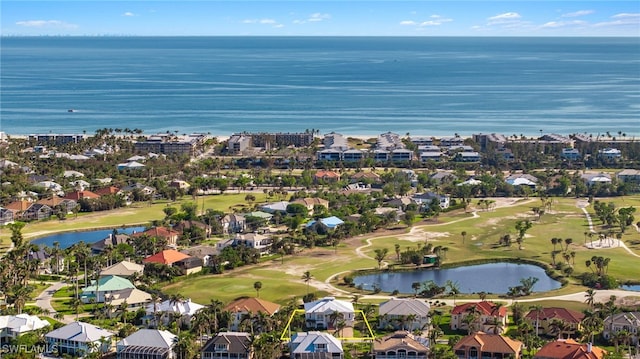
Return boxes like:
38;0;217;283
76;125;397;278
461;231;467;244
254;281;263;298
529;304;543;335
445;280;461;305
374;248;388;269
301;271;313;294
584;289;596;308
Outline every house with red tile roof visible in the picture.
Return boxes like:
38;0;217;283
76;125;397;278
451;302;508;334
36;197;78;214
63;190;101;201
314;170;341;183
224;297;281;331
373;331;429;359
525;307;585;337
533;339;605;359
94;186;121;196
4;200;34;219
131;227;180;248
453;332;523;359
143;249;190;266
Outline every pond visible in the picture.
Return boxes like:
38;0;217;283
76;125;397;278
31;227;145;249
622;284;640;292
352;262;561;294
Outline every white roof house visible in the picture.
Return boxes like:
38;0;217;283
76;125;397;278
63;170;85;178
304;297;355;329
581;172;612;185
116;329;177;358
146;298;204;328
45;321;114;357
117;161;146;170
0;314;50;340
290;332;343;359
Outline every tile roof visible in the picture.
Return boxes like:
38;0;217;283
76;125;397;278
45;321;114;342
224;297;281;316
374;331;429;352
452;301;507;317
132;227;180;239
100;261;144;277
5;200;33;212
63;190;101;200
453;332;523;355
315;170;341;178
534;339;606;359
525;307;585;324
379;298;430;317
94;186;121;196
143;249;191;265
36;196;75;207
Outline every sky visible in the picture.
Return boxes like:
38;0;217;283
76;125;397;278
2;1;639;37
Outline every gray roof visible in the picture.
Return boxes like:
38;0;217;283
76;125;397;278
379;298;430;317
202;332;251;354
117;329;176;349
45;321;114;342
0;314;50;333
290;332;343;354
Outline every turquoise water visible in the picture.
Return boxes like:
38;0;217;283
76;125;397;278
2;37;638;137
352;262;561;294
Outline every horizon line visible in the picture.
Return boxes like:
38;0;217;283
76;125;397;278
2;34;640;38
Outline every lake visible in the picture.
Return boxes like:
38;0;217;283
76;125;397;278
622;284;640;292
31;227;145;249
352;262;561;294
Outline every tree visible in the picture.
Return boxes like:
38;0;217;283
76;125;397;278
515;220;532;250
374;248;389;269
461;231;467;244
585;288;596;308
302;271;313;294
411;282;421;298
254;281;263;298
445;280;461;305
529;304;543;335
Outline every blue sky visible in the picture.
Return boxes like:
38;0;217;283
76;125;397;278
2;1;639;36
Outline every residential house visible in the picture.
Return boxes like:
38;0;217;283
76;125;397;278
258;201;290;214
224;297;281;331
169;179;190;190
292;197;330;215
22;203;53;221
45;321;114;357
91;234;132;254
342;149;364;162
506;174;539;189
36;197;78;214
100;260;144;278
525;307;584;337
0;314;50;343
533;339;606;359
117;161;146;170
81;275;136;303
116;329;177;359
450;302;508;334
289;332;343;359
453;332;523;359
63;170;85;178
233;233;273;255
63;190;101;201
181;245;219;267
306;216;344;233
146;298;204;328
4;200;37;220
580;173;612;187
144;249;191;266
174;256;204;275
174;220;212;238
349;171;381;184
121;183;156;197
378;298;431;331
420;151;444;162
104;288;152;313
201;331;253;359
222;214;247;234
314;170;341;183
412;192;450;210
617;169;640;185
597;148;622;160
431;171;457;184
0;207;14;226
304;297;355;329
373;331;429;359
603;312;640;344
94;186;122;197
132;227;180;248
561;149;581;161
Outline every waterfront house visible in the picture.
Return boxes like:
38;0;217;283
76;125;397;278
602;311;640;344
0;314;50;343
116;329;177;359
21;203;52;221
132;227;180;248
100;260;144;278
304;297;355;329
453;332;523;359
378;298;431;331
289;332;343;359
174;219;212;238
202;332;253;359
525;307;584;337
224;297;281;331
373;331;429;359
91;233;132;254
533;339;605;359
451;302;508;334
81;275;136;303
45;321;113;357
36;196;78;214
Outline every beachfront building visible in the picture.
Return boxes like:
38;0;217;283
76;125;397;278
378;298;431;331
373;331;430;359
45;321;114;357
561;148;581;161
28;133;86;145
134;133;207;157
597;148;622;161
228;134;252;153
289;332;343;359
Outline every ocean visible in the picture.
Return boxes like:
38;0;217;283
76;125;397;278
1;36;639;137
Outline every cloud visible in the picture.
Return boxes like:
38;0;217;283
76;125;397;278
122;12;136;17
15;20;78;29
486;12;527;27
561;10;594;18
242;18;282;28
420;15;452;26
293;13;331;24
260;19;277;24
540;20;587;28
488;12;521;21
611;13;640;19
400;20;417;26
594;13;640;27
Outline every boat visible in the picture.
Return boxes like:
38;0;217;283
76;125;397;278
68;109;75;112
